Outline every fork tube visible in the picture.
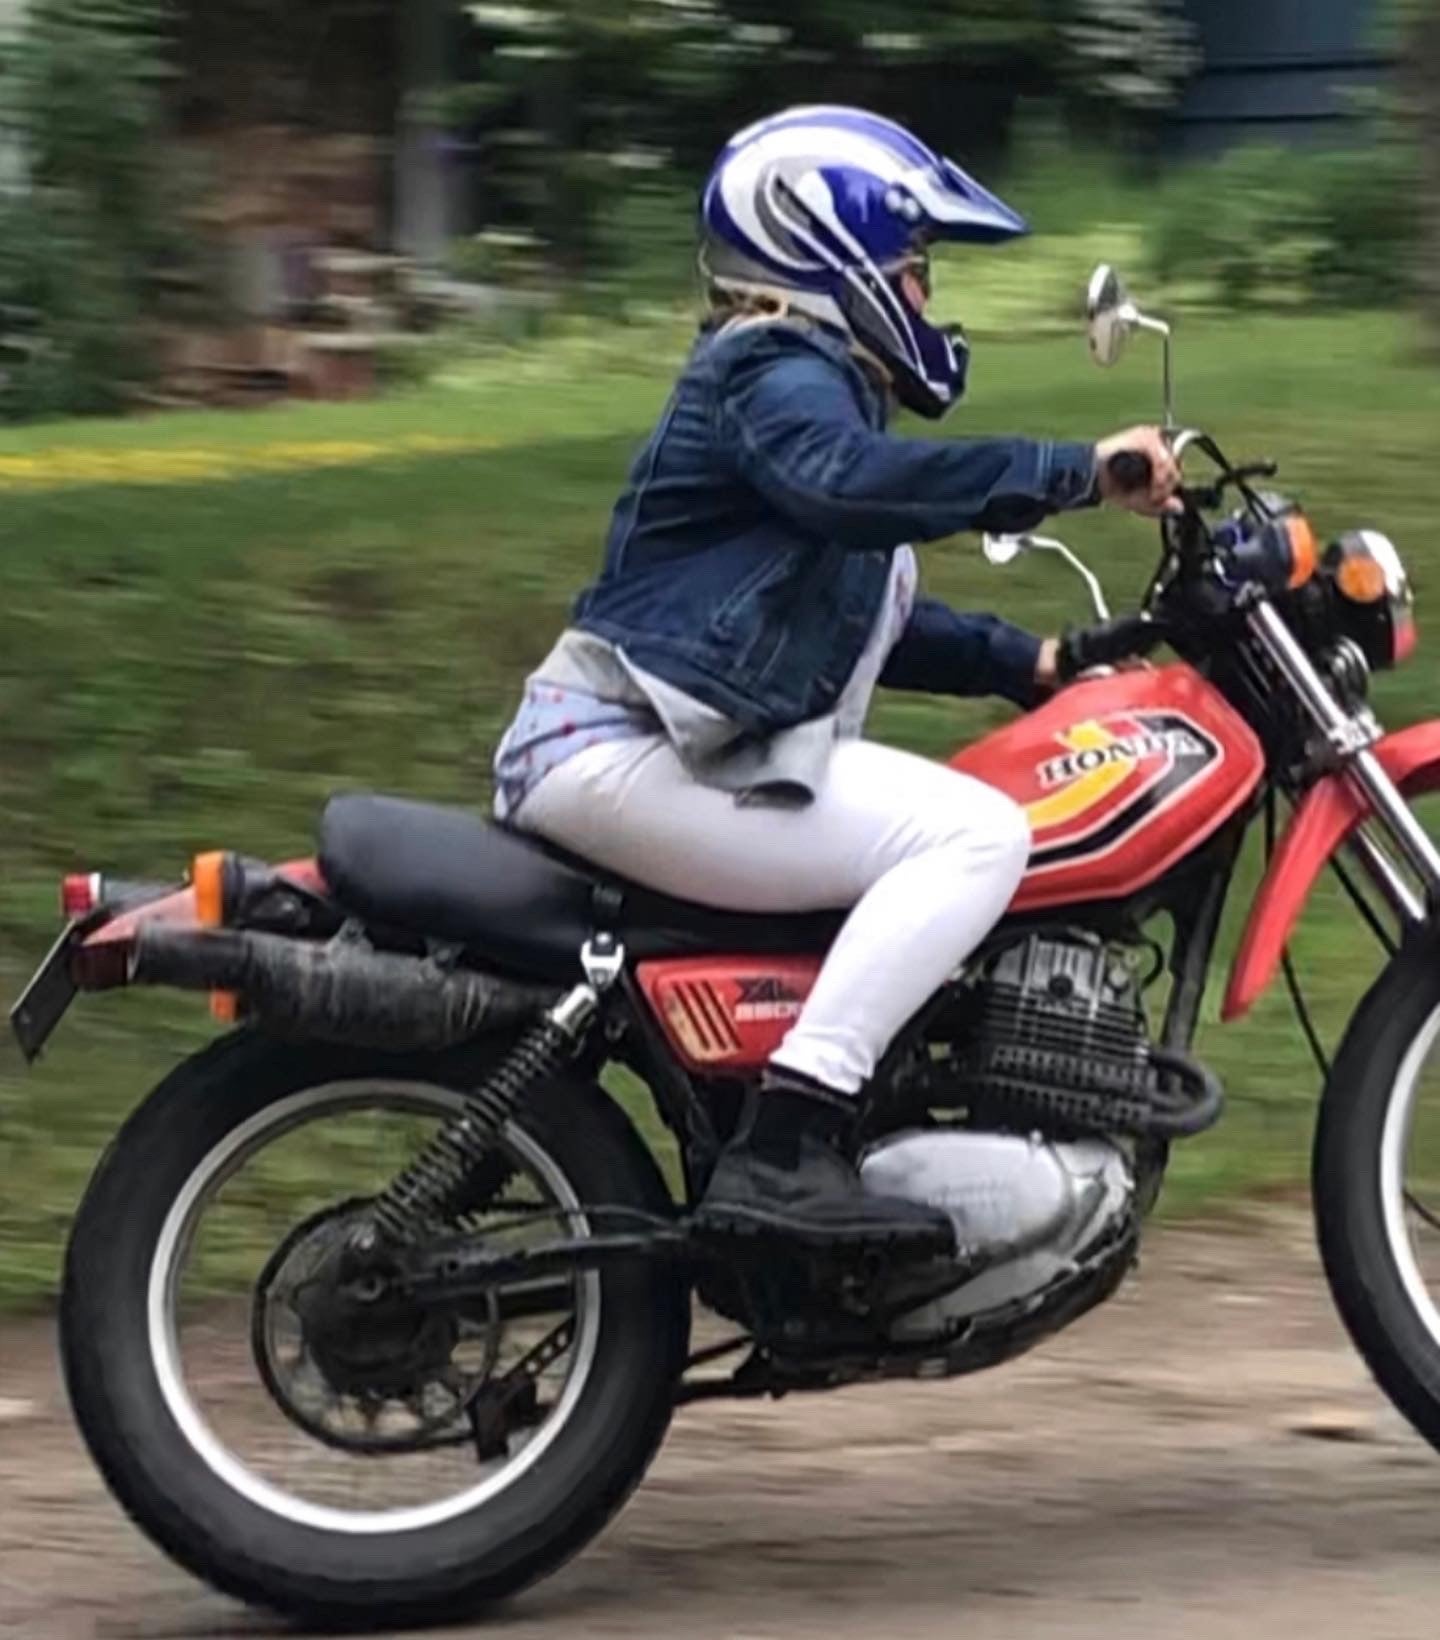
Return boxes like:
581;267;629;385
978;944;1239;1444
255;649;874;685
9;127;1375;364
1349;748;1440;901
1345;829;1426;932
1247;601;1440;900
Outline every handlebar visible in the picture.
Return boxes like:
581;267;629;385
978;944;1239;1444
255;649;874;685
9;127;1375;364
1106;436;1275;517
987;431;1290;637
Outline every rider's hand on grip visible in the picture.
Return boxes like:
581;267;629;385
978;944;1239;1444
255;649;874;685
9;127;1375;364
1056;613;1164;683
1106;451;1153;493
1095;427;1181;516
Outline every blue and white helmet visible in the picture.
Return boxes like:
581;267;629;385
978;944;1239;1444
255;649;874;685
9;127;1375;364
701;105;1028;418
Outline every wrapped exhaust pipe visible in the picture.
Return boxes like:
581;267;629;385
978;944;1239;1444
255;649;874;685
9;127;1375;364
131;923;559;1051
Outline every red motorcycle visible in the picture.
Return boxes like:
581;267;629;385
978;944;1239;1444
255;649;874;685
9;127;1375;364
15;267;1440;1626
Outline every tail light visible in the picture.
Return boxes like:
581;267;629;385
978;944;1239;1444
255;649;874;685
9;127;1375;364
61;873;103;920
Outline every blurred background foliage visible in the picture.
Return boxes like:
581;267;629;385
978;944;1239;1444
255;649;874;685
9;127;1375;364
0;0;204;419
0;0;1433;409
0;0;1432;415
3;0;1440;1301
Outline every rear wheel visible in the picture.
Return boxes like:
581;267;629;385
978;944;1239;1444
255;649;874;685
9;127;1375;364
1315;937;1440;1450
61;1031;688;1627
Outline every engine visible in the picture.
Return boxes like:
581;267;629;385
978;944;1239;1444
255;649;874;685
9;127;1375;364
860;1126;1135;1344
852;932;1221;1352
957;932;1153;1134
942;931;1220;1141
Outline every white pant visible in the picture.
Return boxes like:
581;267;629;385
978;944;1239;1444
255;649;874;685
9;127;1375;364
517;737;1031;1094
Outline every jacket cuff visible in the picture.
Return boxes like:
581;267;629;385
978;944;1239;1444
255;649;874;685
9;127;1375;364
1042;440;1101;511
990;623;1045;706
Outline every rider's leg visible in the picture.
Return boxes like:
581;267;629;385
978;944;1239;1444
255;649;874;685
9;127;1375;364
516;734;1030;1246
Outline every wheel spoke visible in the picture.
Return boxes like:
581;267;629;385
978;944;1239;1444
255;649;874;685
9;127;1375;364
1406;1190;1440;1235
143;1074;605;1537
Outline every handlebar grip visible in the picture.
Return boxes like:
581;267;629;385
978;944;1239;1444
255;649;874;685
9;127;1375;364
1095;614;1165;664
1056;612;1166;683
1106;451;1154;493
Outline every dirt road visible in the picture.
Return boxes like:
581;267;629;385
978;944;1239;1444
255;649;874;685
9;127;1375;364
4;1217;1440;1639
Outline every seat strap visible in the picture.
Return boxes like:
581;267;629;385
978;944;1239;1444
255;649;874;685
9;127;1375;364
590;880;625;936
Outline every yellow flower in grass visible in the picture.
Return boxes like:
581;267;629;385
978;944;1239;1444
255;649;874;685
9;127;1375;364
0;433;501;493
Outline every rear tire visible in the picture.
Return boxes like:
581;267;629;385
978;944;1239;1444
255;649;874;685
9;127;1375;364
1314;936;1440;1450
60;1031;688;1627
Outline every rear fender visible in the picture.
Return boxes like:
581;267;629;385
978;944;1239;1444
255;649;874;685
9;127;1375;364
75;858;328;988
1222;723;1440;1021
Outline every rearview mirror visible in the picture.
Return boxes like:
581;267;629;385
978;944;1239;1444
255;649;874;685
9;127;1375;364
1084;262;1177;428
982;533;1025;567
1086;263;1131;368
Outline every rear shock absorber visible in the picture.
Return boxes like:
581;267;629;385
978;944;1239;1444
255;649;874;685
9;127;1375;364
370;937;624;1244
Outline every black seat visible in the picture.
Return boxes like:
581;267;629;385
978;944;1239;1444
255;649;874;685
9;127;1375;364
318;793;844;980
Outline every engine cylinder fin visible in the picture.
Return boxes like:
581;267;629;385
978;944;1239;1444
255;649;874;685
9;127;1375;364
938;932;1222;1141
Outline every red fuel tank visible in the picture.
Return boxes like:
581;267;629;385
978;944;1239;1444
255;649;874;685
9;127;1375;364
950;663;1264;912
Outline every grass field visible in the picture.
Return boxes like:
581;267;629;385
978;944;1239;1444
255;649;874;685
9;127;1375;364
3;304;1440;1306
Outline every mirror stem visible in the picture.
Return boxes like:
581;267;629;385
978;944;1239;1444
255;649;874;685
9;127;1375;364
1134;313;1176;430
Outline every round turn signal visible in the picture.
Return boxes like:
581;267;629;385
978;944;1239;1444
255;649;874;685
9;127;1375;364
1285;514;1318;589
191;851;229;927
1336;551;1388;604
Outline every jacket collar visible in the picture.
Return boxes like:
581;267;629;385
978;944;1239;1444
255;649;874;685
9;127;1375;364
697;317;890;428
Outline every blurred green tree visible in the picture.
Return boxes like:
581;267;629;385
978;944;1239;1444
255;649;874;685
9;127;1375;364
0;0;201;417
454;0;1197;284
1404;4;1440;349
1062;0;1199;115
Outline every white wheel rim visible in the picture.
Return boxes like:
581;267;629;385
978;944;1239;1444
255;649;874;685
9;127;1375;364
146;1079;601;1536
1379;1002;1440;1350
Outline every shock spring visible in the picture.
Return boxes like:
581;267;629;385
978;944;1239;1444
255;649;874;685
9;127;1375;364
370;982;601;1244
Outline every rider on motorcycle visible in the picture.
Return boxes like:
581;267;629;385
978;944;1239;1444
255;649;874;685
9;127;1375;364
494;105;1180;1255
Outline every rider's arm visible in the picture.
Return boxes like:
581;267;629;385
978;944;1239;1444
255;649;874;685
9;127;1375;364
880;596;1043;708
715;346;1098;549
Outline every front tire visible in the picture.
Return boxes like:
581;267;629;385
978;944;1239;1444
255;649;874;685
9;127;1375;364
1315;935;1440;1450
60;1031;688;1627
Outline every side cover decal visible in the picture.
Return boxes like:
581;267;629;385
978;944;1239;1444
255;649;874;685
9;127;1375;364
636;955;824;1072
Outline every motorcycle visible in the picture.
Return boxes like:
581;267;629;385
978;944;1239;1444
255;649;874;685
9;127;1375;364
13;265;1440;1627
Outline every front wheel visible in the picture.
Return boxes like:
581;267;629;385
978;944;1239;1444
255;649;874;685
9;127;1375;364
1315;936;1440;1450
60;1031;688;1627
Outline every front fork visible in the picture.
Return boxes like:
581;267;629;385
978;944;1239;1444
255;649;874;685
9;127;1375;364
1248;600;1440;932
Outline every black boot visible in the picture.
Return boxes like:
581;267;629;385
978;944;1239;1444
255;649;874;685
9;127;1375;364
694;1070;956;1255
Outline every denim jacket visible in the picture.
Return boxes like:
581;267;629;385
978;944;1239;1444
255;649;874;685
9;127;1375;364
572;320;1097;734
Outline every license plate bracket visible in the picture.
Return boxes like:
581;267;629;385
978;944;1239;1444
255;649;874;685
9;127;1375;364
9;924;82;1062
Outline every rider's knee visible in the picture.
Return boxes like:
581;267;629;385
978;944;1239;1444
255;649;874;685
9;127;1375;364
988;791;1032;883
933;783;1031;879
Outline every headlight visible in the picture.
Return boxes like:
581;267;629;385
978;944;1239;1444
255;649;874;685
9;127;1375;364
1323;530;1415;670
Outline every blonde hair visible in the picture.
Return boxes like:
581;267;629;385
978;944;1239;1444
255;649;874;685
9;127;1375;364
702;277;895;399
704;280;791;331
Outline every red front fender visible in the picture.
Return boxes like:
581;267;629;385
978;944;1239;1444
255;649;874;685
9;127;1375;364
1222;722;1440;1020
